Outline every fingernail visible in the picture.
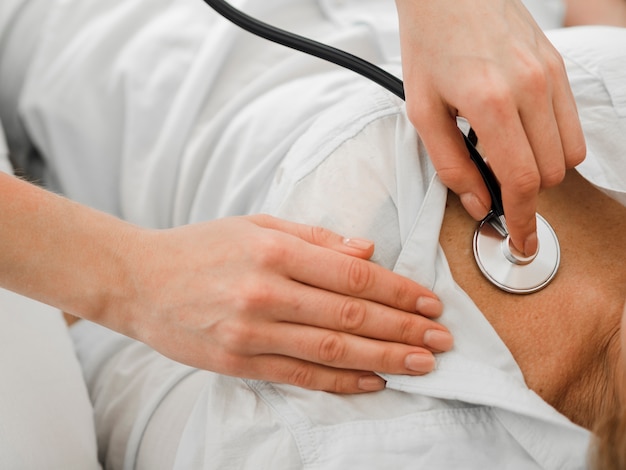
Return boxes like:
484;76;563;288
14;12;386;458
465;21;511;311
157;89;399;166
523;232;538;257
358;375;386;392
423;329;454;352
405;353;436;373
460;193;490;220
416;297;443;317
343;237;374;251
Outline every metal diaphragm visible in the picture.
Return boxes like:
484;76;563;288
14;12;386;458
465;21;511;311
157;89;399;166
473;213;560;294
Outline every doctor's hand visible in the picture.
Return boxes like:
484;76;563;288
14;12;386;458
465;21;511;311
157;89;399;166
120;214;451;394
394;0;586;255
0;175;450;395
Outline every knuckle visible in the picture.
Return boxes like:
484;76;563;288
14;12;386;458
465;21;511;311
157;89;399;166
393;282;416;311
377;347;397;372
338;298;367;332
330;375;350;393
519;61;549;94
565;141;587;168
540;165;566;188
251;213;274;227
472;77;513;112
317;333;348;364
398;315;421;345
404;97;432;128
253;234;288;267
344;257;373;294
509;169;541;198
217;321;255;352
510;48;550;93
236;280;274;312
287;364;316;389
306;224;335;246
544;49;566;77
436;165;472;189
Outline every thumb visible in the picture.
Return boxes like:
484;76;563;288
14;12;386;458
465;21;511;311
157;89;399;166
414;107;492;221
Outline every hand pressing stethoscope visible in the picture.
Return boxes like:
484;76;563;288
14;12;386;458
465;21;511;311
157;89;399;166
202;0;560;294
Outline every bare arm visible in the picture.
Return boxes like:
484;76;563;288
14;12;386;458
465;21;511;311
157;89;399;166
563;0;626;26
0;172;451;393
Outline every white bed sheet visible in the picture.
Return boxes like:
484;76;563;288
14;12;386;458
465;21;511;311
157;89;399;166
0;287;100;469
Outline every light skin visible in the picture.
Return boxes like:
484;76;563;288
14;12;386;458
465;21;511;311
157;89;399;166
9;0;624;399
0;171;450;394
395;0;587;256
440;169;626;430
396;0;626;435
9;0;578;396
563;0;626;27
586;301;626;469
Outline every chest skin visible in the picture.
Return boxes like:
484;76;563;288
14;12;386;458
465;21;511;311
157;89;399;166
439;170;626;429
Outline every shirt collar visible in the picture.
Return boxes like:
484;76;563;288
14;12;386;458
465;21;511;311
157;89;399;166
381;173;589;458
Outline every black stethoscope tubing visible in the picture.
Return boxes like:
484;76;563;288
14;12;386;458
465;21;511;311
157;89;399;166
201;0;505;218
201;0;563;295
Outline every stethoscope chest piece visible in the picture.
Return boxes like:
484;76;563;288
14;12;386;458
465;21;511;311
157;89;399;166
203;0;562;294
473;213;560;294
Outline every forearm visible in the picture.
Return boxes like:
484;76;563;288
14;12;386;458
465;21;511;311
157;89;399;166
0;172;138;330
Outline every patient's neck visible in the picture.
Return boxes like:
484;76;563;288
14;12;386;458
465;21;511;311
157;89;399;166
440;170;626;430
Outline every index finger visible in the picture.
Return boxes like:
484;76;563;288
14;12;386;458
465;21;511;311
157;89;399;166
473;113;540;256
283;239;438;315
251;214;439;313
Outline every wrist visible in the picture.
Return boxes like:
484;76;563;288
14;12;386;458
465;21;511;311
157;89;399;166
0;173;142;334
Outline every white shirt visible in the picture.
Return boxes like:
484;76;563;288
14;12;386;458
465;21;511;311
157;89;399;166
54;12;625;470
3;0;625;468
8;0;568;224
71;88;590;467
165;78;591;468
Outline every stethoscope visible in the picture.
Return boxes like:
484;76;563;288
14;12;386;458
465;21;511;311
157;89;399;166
202;0;560;294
